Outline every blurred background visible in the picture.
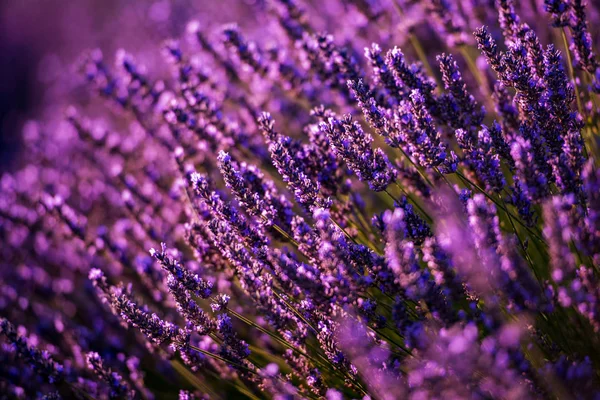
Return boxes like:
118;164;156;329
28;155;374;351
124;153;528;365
0;0;262;171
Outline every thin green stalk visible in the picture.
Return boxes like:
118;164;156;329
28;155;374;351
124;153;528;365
455;171;547;245
186;343;258;375
229;305;372;395
330;217;361;246
561;28;590;159
502;199;539;279
227;309;356;390
392;0;441;89
393;182;434;223
398;148;435;187
346;218;381;250
269;220;300;247
408;34;441;88
66;382;98;400
171;360;225;400
271;289;319;334
373;327;412;356
458;45;496;113
228;308;318;362
433;167;454;190
384;188;401;205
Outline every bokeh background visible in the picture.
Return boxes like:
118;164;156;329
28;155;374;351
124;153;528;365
0;0;263;171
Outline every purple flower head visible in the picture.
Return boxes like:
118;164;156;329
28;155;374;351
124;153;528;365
384;208;453;322
223;24;269;76
347;79;390;138
544;0;571;27
386;47;438;112
496;0;522;42
394;89;448;168
456;127;506;193
570;0;599;74
217;150;293;228
150;243;213;298
190;171;268;249
210;294;230;313
437;53;485;131
216;314;251;361
474;26;506;76
320;114;396;192
0;318;65;384
510;136;550;202
364;43;403;104
424;0;469;47
86;352;135;400
258;112;330;210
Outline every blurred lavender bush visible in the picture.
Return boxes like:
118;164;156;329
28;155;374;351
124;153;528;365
3;0;600;398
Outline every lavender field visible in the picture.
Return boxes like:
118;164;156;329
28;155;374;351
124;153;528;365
2;0;600;398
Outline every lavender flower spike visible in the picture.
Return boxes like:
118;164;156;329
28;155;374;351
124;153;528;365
258;112;329;210
395;89;448;169
86;352;135;400
320;113;396;191
0;318;65;384
150;243;213;298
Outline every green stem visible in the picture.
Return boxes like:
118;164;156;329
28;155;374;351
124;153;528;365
455;171;546;245
393;182;434;223
171;360;225;400
187;343;258;375
409;34;441;88
458;45;496;114
502;199;539;279
561;28;590;159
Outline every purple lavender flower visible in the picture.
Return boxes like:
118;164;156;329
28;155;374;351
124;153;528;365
544;195;600;329
90;269;181;345
386;47;439;115
364;44;403;104
496;0;522;42
258;112;329;210
510;136;550;201
223;24;269;77
474;27;507;76
545;0;571;27
384;209;453;322
394;89;448;169
150;243;213;298
437;53;485;131
569;0;599;74
347;79;391;138
407;322;533;398
0;318;65;384
320;114;396;192
86;352;135;400
190;172;268;249
166;274;215;335
216;314;251;362
217;150;293;228
304;114;351;199
456;127;506;193
491;83;520;141
424;0;469;47
299;32;364;103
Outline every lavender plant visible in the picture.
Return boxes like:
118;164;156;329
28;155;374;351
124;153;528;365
4;0;600;398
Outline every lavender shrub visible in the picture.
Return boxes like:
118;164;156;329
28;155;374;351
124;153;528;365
3;0;600;398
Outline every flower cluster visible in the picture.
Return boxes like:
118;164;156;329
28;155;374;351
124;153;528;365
3;0;600;398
